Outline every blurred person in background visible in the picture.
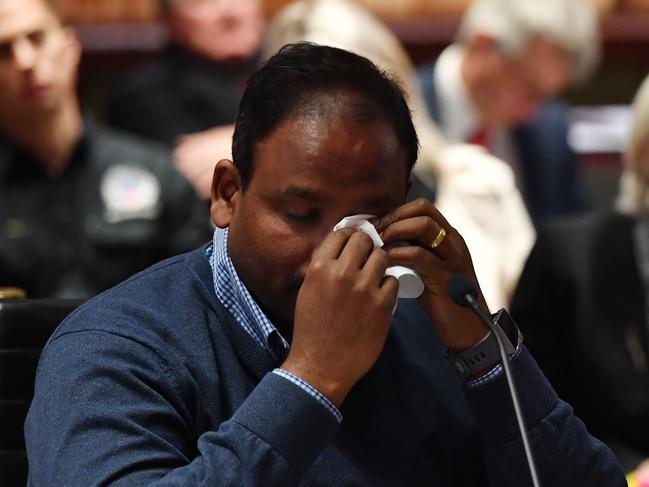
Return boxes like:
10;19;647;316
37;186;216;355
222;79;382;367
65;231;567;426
264;0;534;310
107;0;265;199
511;73;649;472
0;0;210;298
418;0;600;223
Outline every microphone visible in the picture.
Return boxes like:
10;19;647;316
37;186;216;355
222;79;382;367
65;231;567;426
447;274;541;487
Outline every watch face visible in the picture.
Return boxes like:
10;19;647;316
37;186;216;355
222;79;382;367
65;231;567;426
494;309;523;349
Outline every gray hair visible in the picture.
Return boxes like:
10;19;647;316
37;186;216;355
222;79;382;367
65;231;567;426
616;75;649;215
456;0;600;84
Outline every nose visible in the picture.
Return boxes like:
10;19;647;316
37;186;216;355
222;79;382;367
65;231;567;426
12;37;37;71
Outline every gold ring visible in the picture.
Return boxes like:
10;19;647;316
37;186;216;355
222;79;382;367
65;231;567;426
430;228;446;249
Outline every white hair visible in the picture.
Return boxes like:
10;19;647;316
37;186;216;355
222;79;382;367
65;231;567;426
616;75;649;215
457;0;600;84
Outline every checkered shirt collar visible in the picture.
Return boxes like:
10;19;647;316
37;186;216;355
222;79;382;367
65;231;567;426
207;227;289;356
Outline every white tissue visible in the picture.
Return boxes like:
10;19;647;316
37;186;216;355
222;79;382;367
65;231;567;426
333;215;425;299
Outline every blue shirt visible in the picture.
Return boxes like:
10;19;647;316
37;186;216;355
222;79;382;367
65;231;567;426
208;227;342;423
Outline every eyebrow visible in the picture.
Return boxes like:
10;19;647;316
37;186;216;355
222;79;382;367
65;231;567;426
282;186;397;210
282;186;323;202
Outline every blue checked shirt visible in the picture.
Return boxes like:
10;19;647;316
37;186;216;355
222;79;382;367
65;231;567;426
208;228;342;423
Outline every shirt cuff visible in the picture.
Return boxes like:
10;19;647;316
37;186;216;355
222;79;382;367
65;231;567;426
465;346;523;388
273;368;343;423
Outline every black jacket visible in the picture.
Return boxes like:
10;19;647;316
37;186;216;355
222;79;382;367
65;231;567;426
0;120;211;298
511;211;649;469
106;44;254;145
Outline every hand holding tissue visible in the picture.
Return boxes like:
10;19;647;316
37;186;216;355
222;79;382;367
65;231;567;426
333;215;424;299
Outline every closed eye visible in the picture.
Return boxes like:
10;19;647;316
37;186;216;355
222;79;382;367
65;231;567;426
283;209;321;223
0;43;10;60
27;30;46;47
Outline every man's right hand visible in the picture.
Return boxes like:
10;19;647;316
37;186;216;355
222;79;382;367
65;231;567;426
280;228;398;407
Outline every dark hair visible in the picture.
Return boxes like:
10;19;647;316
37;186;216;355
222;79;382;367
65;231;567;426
232;42;419;188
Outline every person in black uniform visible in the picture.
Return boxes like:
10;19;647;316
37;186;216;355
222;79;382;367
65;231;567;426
106;0;265;199
0;0;211;299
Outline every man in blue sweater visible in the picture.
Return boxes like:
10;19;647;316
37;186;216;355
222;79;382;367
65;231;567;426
26;42;625;486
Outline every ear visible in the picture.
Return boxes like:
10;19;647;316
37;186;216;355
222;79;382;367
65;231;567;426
210;159;243;229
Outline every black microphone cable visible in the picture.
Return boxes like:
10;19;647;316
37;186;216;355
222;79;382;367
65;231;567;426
447;273;541;487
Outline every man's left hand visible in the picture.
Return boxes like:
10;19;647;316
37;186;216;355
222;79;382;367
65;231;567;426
374;198;490;351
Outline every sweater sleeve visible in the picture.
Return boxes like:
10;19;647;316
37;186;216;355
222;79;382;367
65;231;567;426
25;330;338;486
463;346;626;486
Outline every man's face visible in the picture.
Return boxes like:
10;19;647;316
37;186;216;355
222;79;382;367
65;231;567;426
214;92;409;333
169;0;264;62
0;0;80;118
469;36;570;127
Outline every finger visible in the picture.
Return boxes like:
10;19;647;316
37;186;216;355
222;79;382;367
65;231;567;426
379;275;399;303
387;240;478;294
337;230;376;270
375;198;453;234
359;248;390;285
386;245;441;266
382;217;455;261
314;227;356;261
386;245;444;280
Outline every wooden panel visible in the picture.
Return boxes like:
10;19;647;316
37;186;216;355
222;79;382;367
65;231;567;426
57;0;160;22
621;0;649;12
54;0;621;24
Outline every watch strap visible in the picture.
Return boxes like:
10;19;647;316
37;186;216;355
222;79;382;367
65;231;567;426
447;309;523;378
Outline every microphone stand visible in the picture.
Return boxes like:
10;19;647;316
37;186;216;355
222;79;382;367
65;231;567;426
460;284;541;487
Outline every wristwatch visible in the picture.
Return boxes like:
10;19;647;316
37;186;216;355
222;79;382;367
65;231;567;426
447;309;523;379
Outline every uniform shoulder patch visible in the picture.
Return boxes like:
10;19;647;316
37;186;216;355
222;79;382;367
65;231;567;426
100;163;162;223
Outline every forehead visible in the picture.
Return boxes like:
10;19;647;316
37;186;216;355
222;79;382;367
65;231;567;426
0;0;58;42
249;93;408;204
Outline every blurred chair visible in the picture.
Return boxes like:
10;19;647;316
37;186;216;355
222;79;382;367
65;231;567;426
0;298;83;486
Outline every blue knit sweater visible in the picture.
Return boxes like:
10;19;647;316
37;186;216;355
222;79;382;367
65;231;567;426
25;246;625;486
